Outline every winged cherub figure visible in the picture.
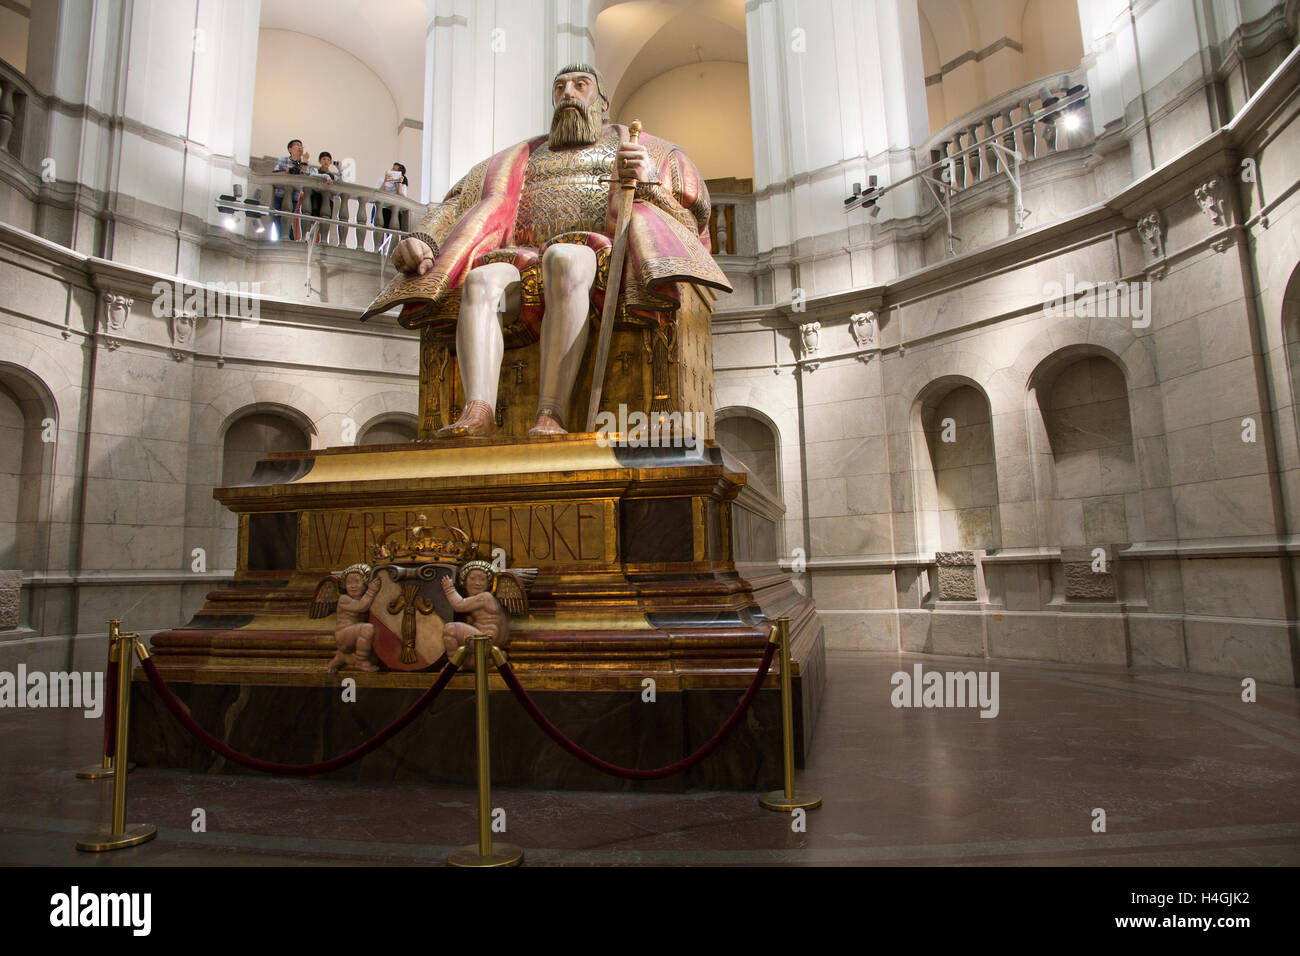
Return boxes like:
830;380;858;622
310;563;381;673
439;558;536;658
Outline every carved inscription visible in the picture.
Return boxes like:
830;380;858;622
303;501;609;569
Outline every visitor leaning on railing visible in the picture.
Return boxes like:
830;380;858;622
228;169;431;253
375;161;410;234
310;151;341;221
270;137;311;237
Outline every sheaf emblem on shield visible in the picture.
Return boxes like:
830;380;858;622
368;563;455;671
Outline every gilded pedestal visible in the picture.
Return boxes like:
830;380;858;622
133;435;825;790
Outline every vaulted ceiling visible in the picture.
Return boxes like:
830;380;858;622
593;0;748;116
258;0;427;122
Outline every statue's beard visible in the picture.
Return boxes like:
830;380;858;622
549;99;604;148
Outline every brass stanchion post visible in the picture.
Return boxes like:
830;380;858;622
759;616;821;812
76;631;157;851
74;620;120;779
448;638;523;867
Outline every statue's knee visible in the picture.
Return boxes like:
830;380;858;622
542;244;596;292
462;270;496;309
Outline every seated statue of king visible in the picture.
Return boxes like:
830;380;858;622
360;63;732;437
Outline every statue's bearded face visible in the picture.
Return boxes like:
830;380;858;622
550;72;605;149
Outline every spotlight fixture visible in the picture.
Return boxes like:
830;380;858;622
844;175;881;215
242;187;265;235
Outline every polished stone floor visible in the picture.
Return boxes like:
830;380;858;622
1;650;1297;866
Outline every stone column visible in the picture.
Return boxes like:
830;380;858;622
24;0;261;270
1075;0;1293;177
421;0;595;202
745;0;930;300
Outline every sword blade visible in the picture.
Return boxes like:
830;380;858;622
585;184;636;432
585;120;645;433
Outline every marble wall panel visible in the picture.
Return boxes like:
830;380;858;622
1128;614;1187;669
1057;613;1128;665
1184;617;1295;685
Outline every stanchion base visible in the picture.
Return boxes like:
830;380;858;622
447;842;524;868
74;762;135;779
759;790;822;812
75;824;157;852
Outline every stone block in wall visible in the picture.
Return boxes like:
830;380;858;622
929;610;986;657
1061;547;1116;600
0;570;20;630
1128;615;1186;669
1063;563;1115;599
1057;613;1128;666
935;551;977;601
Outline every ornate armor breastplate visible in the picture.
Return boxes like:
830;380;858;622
513;128;618;248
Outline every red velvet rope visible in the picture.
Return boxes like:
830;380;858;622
103;656;118;759
494;641;778;781
139;657;459;776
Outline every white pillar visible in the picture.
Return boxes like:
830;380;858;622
1076;0;1291;176
25;0;260;270
422;0;595;203
746;0;929;299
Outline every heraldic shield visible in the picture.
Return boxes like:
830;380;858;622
369;563;456;671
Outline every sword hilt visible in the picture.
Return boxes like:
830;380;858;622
610;119;658;187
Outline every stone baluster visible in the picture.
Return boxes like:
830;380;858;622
941;137;957;189
966;122;983;184
985;115;1000;174
0;78;15;154
362;199;376;253
1014;100;1030;159
1001;107;1017;162
344;194;359;249
327;192;342;246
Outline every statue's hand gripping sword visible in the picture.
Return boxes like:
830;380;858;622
586;120;658;433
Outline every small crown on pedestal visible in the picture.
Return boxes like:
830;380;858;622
370;516;474;565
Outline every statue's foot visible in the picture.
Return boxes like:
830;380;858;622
327;654;345;674
436;400;496;438
356;660;381;673
527;410;567;436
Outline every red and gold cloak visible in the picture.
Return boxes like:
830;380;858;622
359;125;732;346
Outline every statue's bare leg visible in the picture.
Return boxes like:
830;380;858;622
354;623;379;672
438;262;520;438
531;243;597;435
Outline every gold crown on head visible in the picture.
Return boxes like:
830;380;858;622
370;517;473;564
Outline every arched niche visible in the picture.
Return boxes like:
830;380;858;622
1028;349;1139;549
359;413;419;446
0;363;58;578
715;406;781;499
911;377;1001;553
217;407;312;571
